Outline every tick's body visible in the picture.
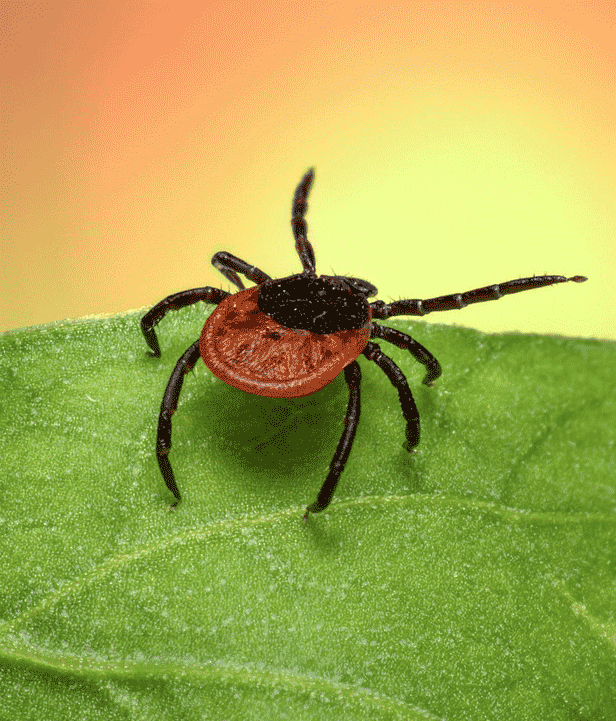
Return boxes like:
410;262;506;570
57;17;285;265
141;169;586;518
200;282;371;398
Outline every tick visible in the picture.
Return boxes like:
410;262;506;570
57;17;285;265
141;169;586;519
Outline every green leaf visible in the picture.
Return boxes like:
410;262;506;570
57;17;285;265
1;305;615;720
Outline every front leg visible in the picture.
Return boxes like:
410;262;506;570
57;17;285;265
291;168;317;274
141;287;229;357
370;275;587;320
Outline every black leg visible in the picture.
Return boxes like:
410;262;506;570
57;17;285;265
303;360;361;519
362;341;420;452
211;251;272;290
141;287;229;357
156;340;202;507
370;323;442;386
291;168;317;275
370;274;587;320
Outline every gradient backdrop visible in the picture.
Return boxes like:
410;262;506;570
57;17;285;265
2;2;614;338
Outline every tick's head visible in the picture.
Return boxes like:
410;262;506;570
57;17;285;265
323;275;378;299
257;273;374;334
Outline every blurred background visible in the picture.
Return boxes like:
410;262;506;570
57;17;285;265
2;1;614;339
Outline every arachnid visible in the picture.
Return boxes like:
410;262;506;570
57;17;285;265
141;169;586;519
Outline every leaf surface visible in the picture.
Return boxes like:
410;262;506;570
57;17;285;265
1;305;615;720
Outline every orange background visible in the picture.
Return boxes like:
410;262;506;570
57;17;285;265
2;2;614;338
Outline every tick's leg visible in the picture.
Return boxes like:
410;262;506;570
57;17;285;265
303;360;361;519
211;252;272;290
371;323;442;386
363;341;420;452
370;275;587;319
141;287;229;357
291;168;317;275
156;340;201;508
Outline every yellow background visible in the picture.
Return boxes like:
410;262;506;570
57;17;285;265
2;2;614;338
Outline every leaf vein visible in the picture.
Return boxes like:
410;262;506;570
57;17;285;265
0;642;444;720
1;496;612;635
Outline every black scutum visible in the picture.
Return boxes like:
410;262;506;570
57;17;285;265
257;275;370;334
